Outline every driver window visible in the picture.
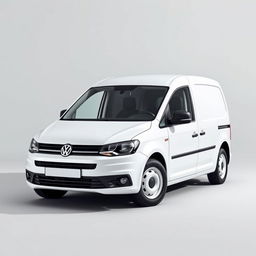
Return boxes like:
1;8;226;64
160;86;194;127
169;87;194;120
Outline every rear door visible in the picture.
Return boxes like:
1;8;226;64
163;86;199;180
192;84;226;172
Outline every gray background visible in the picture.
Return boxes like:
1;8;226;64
1;0;255;168
0;1;256;255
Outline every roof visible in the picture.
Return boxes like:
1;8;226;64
93;74;219;87
94;74;179;87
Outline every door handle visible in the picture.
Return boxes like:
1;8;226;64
200;130;206;136
192;132;198;138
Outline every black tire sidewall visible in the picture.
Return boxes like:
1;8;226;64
34;189;67;199
216;148;228;183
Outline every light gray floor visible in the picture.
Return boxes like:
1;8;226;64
0;159;255;256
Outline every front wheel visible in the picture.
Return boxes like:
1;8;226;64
133;159;167;207
208;148;228;185
34;189;67;199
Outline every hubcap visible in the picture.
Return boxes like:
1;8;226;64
142;167;163;199
218;153;227;179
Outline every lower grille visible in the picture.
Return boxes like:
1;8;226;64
26;170;132;189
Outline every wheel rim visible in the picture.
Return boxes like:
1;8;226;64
142;167;163;199
218;153;227;179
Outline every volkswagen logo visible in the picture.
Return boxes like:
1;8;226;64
60;144;72;157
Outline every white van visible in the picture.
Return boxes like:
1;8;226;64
26;75;231;206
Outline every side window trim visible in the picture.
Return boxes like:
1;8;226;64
185;86;195;121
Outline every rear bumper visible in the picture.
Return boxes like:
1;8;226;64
25;151;148;195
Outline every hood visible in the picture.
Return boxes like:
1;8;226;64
37;120;151;145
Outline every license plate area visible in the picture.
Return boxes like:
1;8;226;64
45;168;81;178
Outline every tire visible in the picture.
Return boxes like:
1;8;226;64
34;189;67;199
208;148;228;185
133;159;167;207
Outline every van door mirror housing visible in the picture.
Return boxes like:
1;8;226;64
60;109;67;117
168;110;192;125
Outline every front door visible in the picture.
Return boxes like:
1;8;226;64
164;86;199;180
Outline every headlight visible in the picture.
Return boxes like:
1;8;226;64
29;138;39;153
99;140;140;157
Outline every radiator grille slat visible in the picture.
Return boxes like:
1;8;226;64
38;143;102;156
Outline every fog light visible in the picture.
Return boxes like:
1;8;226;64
120;177;128;185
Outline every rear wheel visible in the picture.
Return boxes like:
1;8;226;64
133;159;167;207
34;189;67;199
208;148;228;185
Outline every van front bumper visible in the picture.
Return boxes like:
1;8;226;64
25;152;148;195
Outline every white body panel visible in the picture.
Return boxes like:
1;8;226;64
38;120;151;145
26;74;231;195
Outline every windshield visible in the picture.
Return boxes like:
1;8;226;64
62;86;169;121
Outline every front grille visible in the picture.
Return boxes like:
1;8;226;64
26;170;132;189
38;143;102;156
35;161;96;169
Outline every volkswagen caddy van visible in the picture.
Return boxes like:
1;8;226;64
26;75;231;206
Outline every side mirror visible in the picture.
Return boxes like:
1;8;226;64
168;110;192;125
60;109;67;117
